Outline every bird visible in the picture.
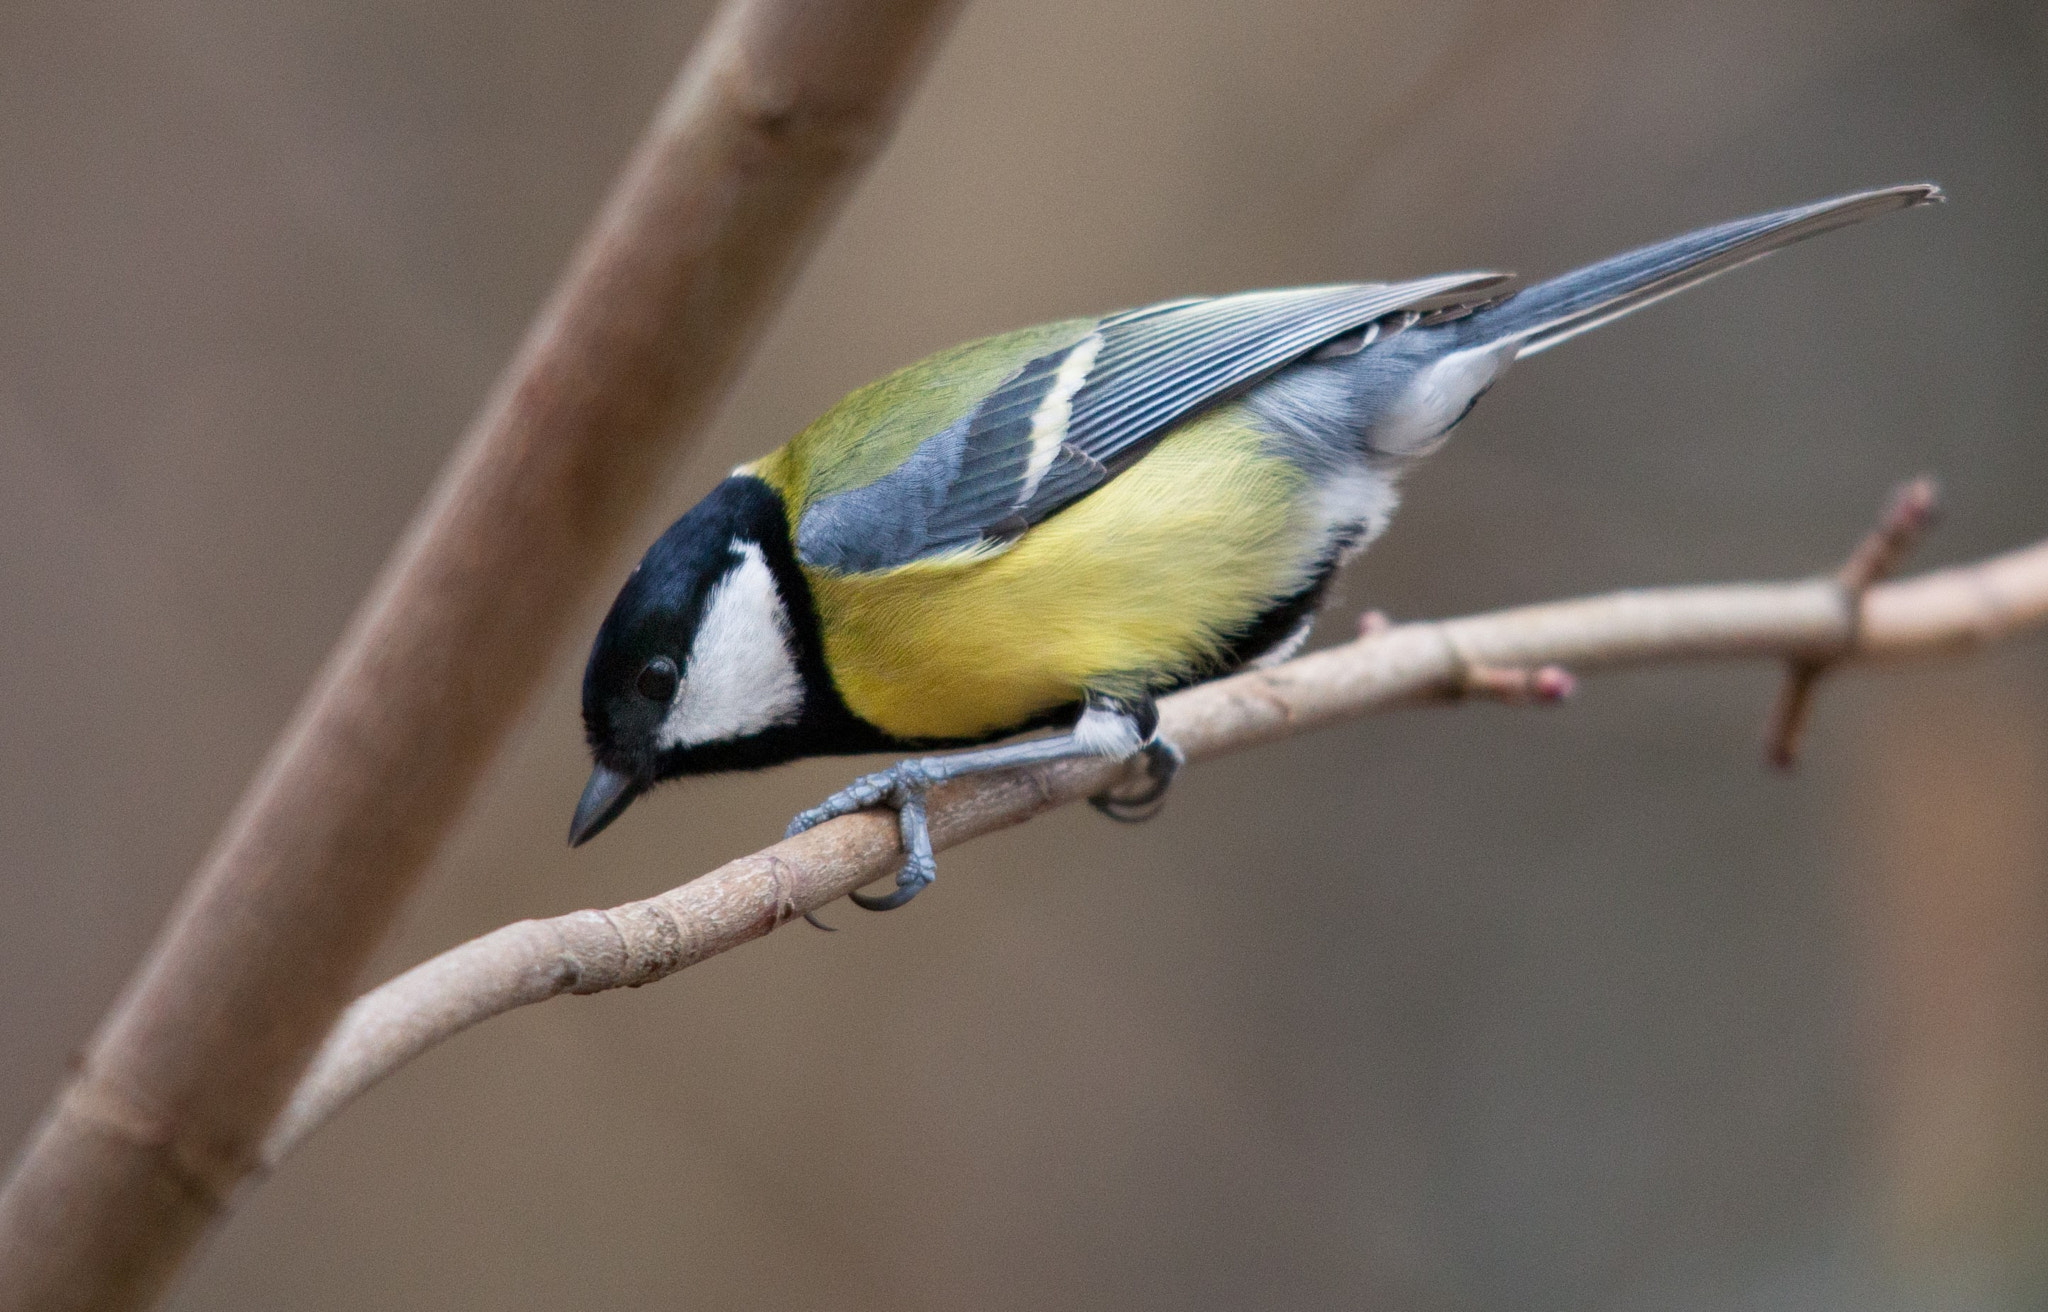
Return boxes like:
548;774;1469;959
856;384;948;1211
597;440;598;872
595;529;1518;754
570;183;1940;912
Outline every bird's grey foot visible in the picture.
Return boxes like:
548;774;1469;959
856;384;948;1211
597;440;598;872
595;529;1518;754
786;759;942;911
789;696;1161;912
1090;736;1184;823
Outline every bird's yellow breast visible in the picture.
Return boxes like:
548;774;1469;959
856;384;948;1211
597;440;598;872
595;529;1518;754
797;404;1323;741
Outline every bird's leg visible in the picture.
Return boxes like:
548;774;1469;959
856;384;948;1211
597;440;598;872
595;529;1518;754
1078;691;1182;822
786;693;1170;911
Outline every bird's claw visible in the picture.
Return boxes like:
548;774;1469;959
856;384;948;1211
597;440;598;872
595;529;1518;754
789;729;1183;913
848;876;929;911
1090;737;1184;824
787;760;941;911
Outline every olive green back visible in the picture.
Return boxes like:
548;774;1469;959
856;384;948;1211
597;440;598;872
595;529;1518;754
746;317;1097;519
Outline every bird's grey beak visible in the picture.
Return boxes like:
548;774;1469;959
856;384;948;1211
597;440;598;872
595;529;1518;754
568;763;641;847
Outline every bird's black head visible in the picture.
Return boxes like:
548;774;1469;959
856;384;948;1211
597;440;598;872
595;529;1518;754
570;475;848;847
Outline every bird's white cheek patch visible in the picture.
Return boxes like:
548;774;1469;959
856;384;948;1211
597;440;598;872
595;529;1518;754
656;541;805;749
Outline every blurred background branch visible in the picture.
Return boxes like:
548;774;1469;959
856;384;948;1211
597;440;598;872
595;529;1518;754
0;1;963;1309
263;499;2048;1166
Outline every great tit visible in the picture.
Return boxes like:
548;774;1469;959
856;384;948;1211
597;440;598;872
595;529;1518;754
571;184;1939;911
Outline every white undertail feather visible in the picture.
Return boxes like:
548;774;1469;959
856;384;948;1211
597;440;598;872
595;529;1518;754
656;540;805;749
1372;341;1520;459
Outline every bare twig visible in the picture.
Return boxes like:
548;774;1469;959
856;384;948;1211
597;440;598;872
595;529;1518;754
0;4;963;1310
1459;663;1578;704
1767;478;1941;768
262;522;2048;1167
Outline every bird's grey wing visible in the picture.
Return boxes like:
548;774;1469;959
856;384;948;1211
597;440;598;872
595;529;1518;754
796;273;1510;574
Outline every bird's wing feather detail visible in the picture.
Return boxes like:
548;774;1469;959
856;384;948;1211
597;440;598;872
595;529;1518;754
797;272;1508;573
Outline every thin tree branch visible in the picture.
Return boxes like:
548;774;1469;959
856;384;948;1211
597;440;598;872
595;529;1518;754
0;4;963;1309
264;512;2048;1169
1766;477;1941;767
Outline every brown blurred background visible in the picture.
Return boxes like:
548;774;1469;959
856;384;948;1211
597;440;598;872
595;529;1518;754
4;1;2047;1307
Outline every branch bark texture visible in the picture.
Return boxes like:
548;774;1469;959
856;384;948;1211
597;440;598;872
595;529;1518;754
0;4;963;1309
263;534;2048;1167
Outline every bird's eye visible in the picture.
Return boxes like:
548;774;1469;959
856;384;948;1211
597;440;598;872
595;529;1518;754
636;657;679;703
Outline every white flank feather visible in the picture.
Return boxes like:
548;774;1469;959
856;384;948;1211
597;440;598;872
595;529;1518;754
1072;703;1147;759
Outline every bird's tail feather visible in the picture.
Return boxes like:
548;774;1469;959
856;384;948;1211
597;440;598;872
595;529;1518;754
1468;183;1942;359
